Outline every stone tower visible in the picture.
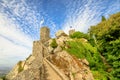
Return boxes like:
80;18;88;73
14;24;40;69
69;29;75;35
40;27;50;43
32;27;50;59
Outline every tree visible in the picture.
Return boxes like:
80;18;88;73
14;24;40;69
50;39;58;48
102;16;106;21
89;12;120;79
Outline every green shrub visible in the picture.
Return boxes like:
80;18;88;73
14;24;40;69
102;16;106;21
66;41;103;68
92;71;108;80
65;40;109;79
17;61;24;73
89;12;120;79
70;31;89;39
0;76;6;80
50;39;58;48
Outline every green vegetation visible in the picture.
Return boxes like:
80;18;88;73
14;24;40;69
102;16;106;21
50;39;58;48
17;61;24;73
66;12;120;80
89;12;120;80
66;40;108;80
70;31;89;39
0;76;6;80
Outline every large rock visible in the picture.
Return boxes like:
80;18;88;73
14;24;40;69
11;68;41;80
54;46;62;53
55;30;67;38
81;59;89;66
56;36;72;47
50;51;94;80
6;61;24;80
6;54;43;80
48;46;54;53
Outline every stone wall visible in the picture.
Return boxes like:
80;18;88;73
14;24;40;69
32;41;49;60
32;41;43;58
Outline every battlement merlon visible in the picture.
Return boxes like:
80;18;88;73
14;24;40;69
40;26;50;43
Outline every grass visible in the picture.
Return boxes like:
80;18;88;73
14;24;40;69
65;39;110;80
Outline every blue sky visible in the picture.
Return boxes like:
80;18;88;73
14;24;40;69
0;0;120;68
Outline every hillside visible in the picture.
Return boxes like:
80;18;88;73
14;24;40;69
5;28;94;80
2;12;120;80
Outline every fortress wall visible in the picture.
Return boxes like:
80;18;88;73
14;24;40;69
32;41;43;61
32;40;49;59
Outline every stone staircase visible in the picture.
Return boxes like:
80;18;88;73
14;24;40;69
42;58;68;80
43;60;62;80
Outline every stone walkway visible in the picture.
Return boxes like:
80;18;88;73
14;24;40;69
43;59;62;80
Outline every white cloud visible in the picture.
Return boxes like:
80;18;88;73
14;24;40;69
62;0;120;33
0;0;44;39
0;0;119;68
0;36;31;67
0;13;32;47
0;13;32;67
40;19;44;27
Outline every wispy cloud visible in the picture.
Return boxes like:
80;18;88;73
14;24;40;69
62;0;120;33
0;0;58;67
0;11;32;67
0;0;119;68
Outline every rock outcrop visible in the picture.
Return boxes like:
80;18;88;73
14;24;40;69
55;30;68;38
49;51;94;80
6;27;94;80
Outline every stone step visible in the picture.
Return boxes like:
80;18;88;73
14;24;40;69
43;60;62;80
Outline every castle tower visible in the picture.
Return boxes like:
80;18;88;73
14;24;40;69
40;27;50;43
32;27;50;58
69;29;75;35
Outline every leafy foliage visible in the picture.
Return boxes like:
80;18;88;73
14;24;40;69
89;12;120;80
102;16;106;21
65;40;109;79
66;12;120;80
50;39;58;48
17;61;24;73
0;76;6;80
70;31;89;39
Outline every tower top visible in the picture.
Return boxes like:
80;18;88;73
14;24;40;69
40;26;50;43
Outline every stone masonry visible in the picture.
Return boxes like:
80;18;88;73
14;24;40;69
32;27;50;62
69;29;75;35
40;27;50;43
